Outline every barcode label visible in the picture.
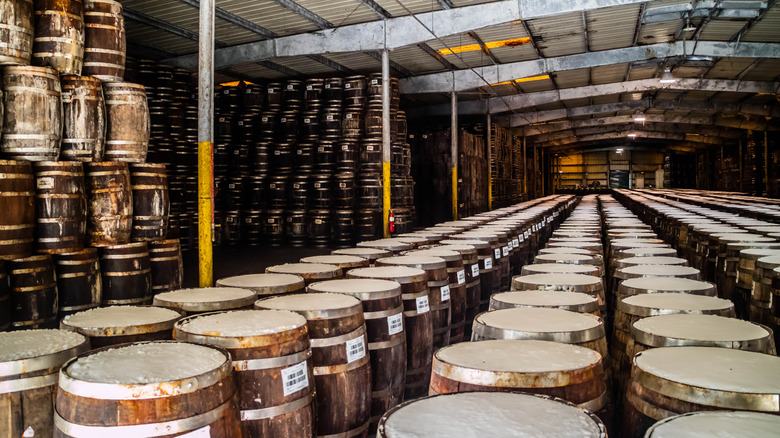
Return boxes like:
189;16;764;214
268;219;275;224
314;182;321;188
245;217;252;223
508;240;514;250
245;89;252;94
416;296;430;313
494;248;501;259
524;231;530;238
179;426;211;437
304;118;311;123
228;183;235;189
502;246;510;257
274;150;281;155
307;85;313;90
471;264;480;277
238;121;244;126
287;84;294;90
268;88;275;93
366;145;374;151
318;147;325;153
262;117;269;122
281;117;287;123
457;270;466;284
326;115;334;121
325;84;331;89
346;113;353;119
345;83;351;88
37;177;54;190
513;238;520;247
315;219;323;224
281;361;309;396
518;235;524;243
293;183;300;189
484;258;493;269
371;79;378;85
341;145;350;151
440;285;450;301
346;335;366;363
387;313;403;335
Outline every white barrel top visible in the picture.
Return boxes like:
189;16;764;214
348;265;427;279
300;254;367;266
308;278;401;295
539;247;594;255
620;293;733;313
66;342;227;384
535;253;596;263
0;329;86;362
646;411;780;438
153;287;256;310
477;307;601;332
62;306;180;329
632;314;770;342
332;247;392;259
521;264;599;275
492;291;598;307
615;256;688;266
618;277;715;294
176;309;307;337
380;392;604;437
513;273;602;287
258;292;360;311
619;265;700;277
436;339;600;373
266;263;341;276
377;255;447;269
357;239;414;251
216;273;305;293
621;247;678;257
634;346;780;393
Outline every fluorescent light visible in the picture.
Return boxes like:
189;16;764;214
633;111;646;122
659;68;677;84
627;131;637;138
616;148;624;153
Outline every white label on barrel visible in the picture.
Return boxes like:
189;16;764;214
229;183;235;189
371;79;378;85
223;89;229;94
180;426;210;437
245;217;252;223
281;118;287;123
268;89;276;93
519;235;524;243
346;113;353;119
440;285;450;301
366;146;374;151
238;121;244;126
325;84;331;89
234;150;240;155
525;231;530;238
269;183;276;188
307;85;313;90
508;240;514;250
409;134;415;138
246;89;252;93
304;118;311;123
422;134;428;139
503;246;510;257
297;150;303;155
471;264;480;277
314;182;321;188
387;313;403;335
457;270;466;284
327;115;334;121
293;183;300;189
346;335;366;363
339;182;347;188
23;427;34;437
341;145;350;151
345;83;351;88
268;219;275;224
513;238;520;247
262;117;269;122
281;361;309;396
287;84;294;90
416;295;430;313
494;248;501;259
484;258;493;269
315;219;323;224
274;150;281;155
37;177;54;190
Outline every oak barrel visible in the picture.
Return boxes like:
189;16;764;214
60;75;105;162
175;310;316;437
300;254;369;270
437;243;481;339
130;163;169;241
102;82;149;162
256;293;372;438
82;0;125;82
153;287;256;315
54;341;242;437
645;411;780;438
265;263;342;286
53;248;101;317
98;242;151;305
148;238;182;295
217;273;305;299
84;161;132;246
0;262;9;330
357;238;413;255
512;273;606;316
331;247;391;266
32;0;84;74
8;254;58;330
34;162;86;254
489;290;600;316
440;239;495;312
0;0;33;65
60;305;180;347
0;160;35;260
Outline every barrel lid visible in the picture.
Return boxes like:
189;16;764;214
380;392;605;438
453;232;500;242
377;255;447;270
266;263;342;280
739;248;780;261
434;220;475;228
435;339;600;374
300;254;367;268
436;244;478;255
61;306;181;336
512;273;602;291
547;241;603;250
216;273;305;296
756;255;780;270
404;248;460;262
0;329;87;363
309;278;402;300
474;308;603;339
539;247;594;256
393;235;429;246
103;81;146;92
633;346;780;395
256;292;361;319
618;265;700;279
618;277;716;296
716;233;775;243
332;247;392;260
610;238;665;247
618;293;733;317
521;263;599;276
356;239;414;251
613;256;688;269
175;309;306;338
631;314;771;348
646;411;780;438
620;247;678;257
152;287;257;312
548;237;601;243
439;239;490;249
606;228;654;234
534;253;597;264
347;266;427;283
490;291;598;313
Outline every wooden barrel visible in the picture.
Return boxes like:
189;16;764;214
60;75;105;161
430;340;610;421
622;347;780;438
82;0;125;82
84;161;131;246
739;249;780;305
332;247;391;266
32;0;84;74
0;262;9;330
217;273;305;299
55;341;242;437
98;242;151;305
357;238;413;255
148;238;182;295
377;392;607;438
512;273;606;316
393;235;429;249
437;243;481;339
0;329;89;438
53;248;101;317
309;279;406;430
521;263;600;277
34;162;86;254
154;287;255;315
266;263;342;286
347;266;433;400
1;66;62;161
646;411;780;437
619;246;678;258
489;290;600;316
455;232;509;291
472;307;609;359
0;0;33;66
102;82;149;162
60;305;180;347
441;239;495;312
129;163;168;241
377;255;451;349
174;310;316;437
0;160;35;260
753;255;780;324
300;254;368;270
8;254;58;330
534;253;604;275
256;293;372;438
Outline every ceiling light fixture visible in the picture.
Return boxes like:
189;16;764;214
616;148;624;153
633;111;646;122
659;68;678;84
627;132;637;139
682;20;696;32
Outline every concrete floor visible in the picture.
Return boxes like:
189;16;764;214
181;244;333;287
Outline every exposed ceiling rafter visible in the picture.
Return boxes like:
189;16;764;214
519;114;773;136
536;130;728;147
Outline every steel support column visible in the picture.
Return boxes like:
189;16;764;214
197;0;214;287
487;113;493;210
523;135;527;195
382;49;392;237
451;92;459;220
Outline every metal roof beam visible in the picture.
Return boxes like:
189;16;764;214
536;130;726;147
164;0;655;70
271;0;333;29
417;78;780;116
400;41;780;94
359;0;391;19
417;43;457;70
124;8;227;47
531;123;743;143
521;114;771;135
306;55;359;74
175;0;277;38
365;51;415;77
257;60;303;77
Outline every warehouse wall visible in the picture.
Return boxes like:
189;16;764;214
553;150;664;190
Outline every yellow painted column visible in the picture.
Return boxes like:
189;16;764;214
197;0;214;287
487;114;493;210
198;141;213;287
451;92;458;220
381;49;391;237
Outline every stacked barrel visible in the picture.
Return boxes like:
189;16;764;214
0;0;182;332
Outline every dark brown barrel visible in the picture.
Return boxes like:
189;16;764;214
1;66;62;161
60;75;105;161
443;238;496;311
256;293;372;438
0;262;9;330
0;160;35;260
102;82;149;162
347;266;433;400
60;305;180;347
266;263;342;286
84;161;132;246
0;329;89;438
32;0;84;74
175;310;316;437
8;254;58;330
0;0;33;65
129;163;168;241
300;254;369;270
154;287;256;315
53;248;101;317
147;238;182;295
82;0;125;82
217;273;305;299
34;161;86;254
437;243;482;339
54;341;242;437
98;242;151;305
